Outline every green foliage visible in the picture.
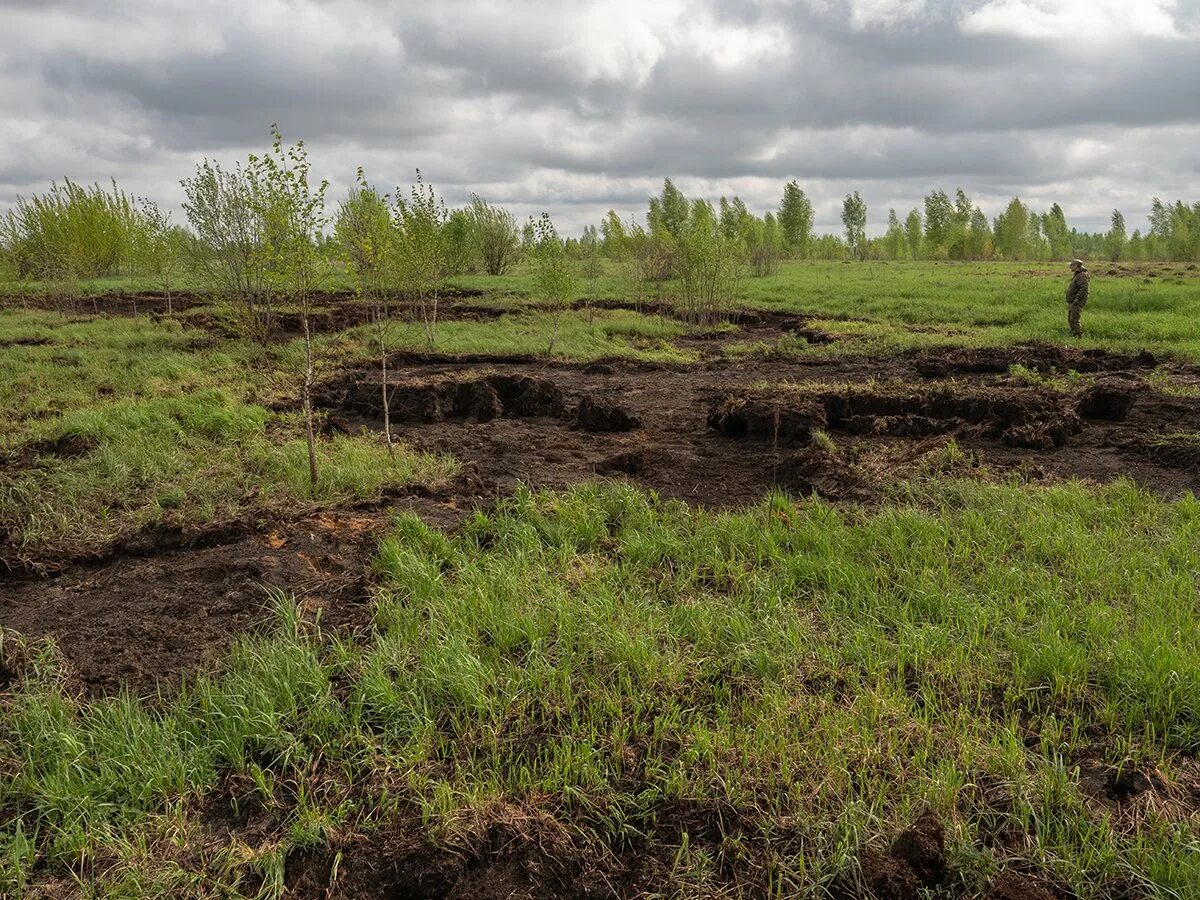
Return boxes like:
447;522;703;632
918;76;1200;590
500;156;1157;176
467;195;521;276
0;179;140;284
245;125;330;302
1105;210;1127;262
923;189;954;258
395;171;449;347
334;170;393;299
131;199;186;305
994;197;1032;260
841;191;868;260
180;158;266;305
648;177;690;241
744;210;784;276
442;207;476;275
4;482;1200;895
905;208;923;259
529;213;576;352
778;179;814;257
676;199;746;321
884;209;906;260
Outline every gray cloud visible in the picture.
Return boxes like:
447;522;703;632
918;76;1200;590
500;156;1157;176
0;0;1197;235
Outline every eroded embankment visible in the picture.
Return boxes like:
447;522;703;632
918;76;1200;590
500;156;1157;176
4;337;1200;699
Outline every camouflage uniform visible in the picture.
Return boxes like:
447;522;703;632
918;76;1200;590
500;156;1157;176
1066;263;1089;337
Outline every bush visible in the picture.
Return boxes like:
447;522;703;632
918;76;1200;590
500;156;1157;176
0;179;139;281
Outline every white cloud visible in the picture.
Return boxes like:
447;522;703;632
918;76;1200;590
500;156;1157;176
961;0;1188;41
849;0;931;29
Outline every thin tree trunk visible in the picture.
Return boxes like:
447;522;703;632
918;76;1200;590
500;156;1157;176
302;314;319;491
378;304;395;461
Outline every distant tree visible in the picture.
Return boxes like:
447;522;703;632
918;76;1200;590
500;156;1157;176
1128;228;1145;260
600;210;627;257
884;209;906;260
993;197;1030;260
530;213;576;353
467;195;521;275
967;207;992;260
677;199;746;321
1043;203;1071;258
841;192;867;260
245;125;330;490
394;170;448;349
443;207;476;275
1149;197;1171;242
1167;201;1200;261
649;178;690;241
1104;210;1127;261
335;170;397;455
778;180;814;257
947;188;973;258
181;159;267;330
923;190;953;257
134;198;186;313
1025;212;1049;260
579;223;603;318
905;209;923;260
744;211;783;276
719;196;751;241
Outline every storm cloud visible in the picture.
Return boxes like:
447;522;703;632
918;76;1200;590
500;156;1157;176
1;0;1197;234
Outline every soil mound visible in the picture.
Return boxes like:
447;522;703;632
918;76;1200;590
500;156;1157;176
1119;435;1200;470
916;344;1157;378
986;870;1057;900
832;812;948;899
777;446;867;500
710;383;1082;449
1077;378;1139;421
574;397;641;432
345;374;566;424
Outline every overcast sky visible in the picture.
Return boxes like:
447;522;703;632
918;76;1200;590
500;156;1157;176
2;0;1198;236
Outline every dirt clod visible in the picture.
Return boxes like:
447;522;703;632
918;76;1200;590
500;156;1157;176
890;811;946;887
574;397;641;432
987;870;1056;900
344;374;565;424
708;394;827;442
711;383;1082;450
915;344;1157;378
1078;380;1138;420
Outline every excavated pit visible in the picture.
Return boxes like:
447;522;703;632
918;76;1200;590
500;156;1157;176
709;382;1085;449
336;373;567;423
7;337;1200;701
915;343;1158;378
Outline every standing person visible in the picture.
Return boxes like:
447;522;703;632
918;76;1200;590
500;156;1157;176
1066;258;1089;337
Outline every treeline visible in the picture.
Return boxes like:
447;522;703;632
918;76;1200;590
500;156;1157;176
585;181;1200;265
4;140;1199;305
869;191;1200;263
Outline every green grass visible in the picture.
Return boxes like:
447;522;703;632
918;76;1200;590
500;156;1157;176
323;307;697;365
7;259;1198;360
3;262;1200;895
0;300;698;564
3;481;1199;896
0;311;456;566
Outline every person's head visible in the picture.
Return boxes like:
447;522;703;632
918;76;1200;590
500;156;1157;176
1070;259;1084;271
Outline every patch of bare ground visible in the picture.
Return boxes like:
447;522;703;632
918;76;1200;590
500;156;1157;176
0;498;469;698
913;343;1159;378
6;329;1200;700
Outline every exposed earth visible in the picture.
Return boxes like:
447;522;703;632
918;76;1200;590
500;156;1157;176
3;296;1199;898
3;300;1199;702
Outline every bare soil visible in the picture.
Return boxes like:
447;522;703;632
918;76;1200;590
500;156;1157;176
5;332;1199;700
4;317;1200;896
0;498;468;698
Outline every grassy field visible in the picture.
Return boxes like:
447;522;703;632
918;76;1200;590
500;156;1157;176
2;262;1199;897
